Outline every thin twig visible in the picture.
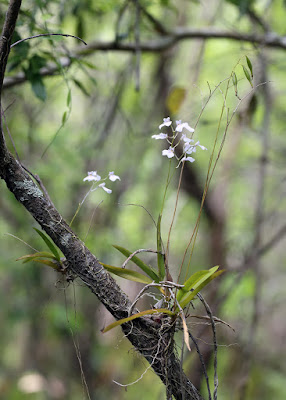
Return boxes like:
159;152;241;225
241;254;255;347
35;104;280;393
121;248;158;269
128;280;184;316
134;0;141;91
197;293;218;400
10;33;87;48
117;203;156;227
188;329;212;400
5;232;38;252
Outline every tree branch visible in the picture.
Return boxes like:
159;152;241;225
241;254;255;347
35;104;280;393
4;27;286;90
0;0;22;156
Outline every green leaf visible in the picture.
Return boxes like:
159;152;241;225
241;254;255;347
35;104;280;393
232;72;238;97
113;245;160;282
23;55;48;101
29;55;47;71
67;89;72;108
33;228;61;261
29;258;61;269
177;266;221;309
102;308;176;333
242;65;253;87
62;111;67;125
78;59;98;70
246;56;253;78
17;251;57;263
156;214;165;280
232;72;238;88
100;262;153;284
73;78;90;97
31;76;46;101
11;30;30;60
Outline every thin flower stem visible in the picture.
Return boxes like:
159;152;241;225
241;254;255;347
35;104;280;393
160;159;173;215
165;160;186;271
178;64;242;282
180;72;265;282
69;185;94;226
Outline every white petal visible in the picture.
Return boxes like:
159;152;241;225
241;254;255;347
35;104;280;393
109;171;120;181
182;156;195;163
159;117;172;129
184;143;195;154
83;171;101;182
176;122;194;133
181;134;194;143
194;141;207;151
98;183;112;194
162;147;175;158
152;133;168;140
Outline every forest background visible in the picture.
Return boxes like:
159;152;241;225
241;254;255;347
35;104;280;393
1;0;286;399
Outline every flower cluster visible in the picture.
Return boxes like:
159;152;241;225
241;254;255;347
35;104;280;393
152;117;207;166
83;170;120;194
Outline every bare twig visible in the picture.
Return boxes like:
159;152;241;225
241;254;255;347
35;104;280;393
188;329;212;400
197;293;218;400
10;33;87;48
134;0;141;91
128;280;184;316
121;248;158;269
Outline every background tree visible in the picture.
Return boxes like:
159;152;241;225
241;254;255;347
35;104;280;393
1;0;286;399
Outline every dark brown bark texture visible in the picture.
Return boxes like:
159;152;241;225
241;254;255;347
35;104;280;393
0;2;204;399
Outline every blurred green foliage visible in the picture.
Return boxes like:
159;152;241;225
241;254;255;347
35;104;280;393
1;0;286;399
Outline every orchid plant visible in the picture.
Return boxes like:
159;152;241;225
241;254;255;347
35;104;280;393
99;115;223;340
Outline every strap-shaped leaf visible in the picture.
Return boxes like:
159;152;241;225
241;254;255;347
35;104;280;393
29;258;61;269
177;266;221;309
17;253;60;270
100;262;153;284
33;228;61;261
245;56;253;78
113;245;160;282
17;251;57;263
156;214;165;280
242;65;253;87
102;308;176;333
